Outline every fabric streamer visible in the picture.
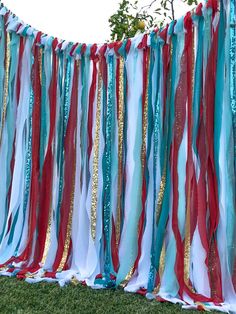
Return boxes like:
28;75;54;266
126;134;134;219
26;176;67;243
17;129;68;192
0;0;236;312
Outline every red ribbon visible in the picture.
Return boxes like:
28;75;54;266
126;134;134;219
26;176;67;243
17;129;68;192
52;60;79;271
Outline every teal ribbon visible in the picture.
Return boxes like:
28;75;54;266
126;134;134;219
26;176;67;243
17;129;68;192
55;51;72;236
147;37;161;292
39;41;52;178
155;20;179;296
80;47;90;189
214;0;225;188
102;54;115;285
192;13;204;155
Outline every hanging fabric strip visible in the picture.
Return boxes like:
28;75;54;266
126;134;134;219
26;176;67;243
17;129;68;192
0;1;235;312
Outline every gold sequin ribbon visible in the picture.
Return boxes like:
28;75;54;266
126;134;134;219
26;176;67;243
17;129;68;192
58;60;80;270
90;71;102;240
116;57;125;246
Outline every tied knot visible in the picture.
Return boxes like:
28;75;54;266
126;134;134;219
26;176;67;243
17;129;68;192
138;34;148;49
159;26;168;43
70;43;79;57
206;0;218;14
99;44;107;58
52;38;58;50
81;43;87;56
90;44;98;62
35;31;42;46
195;3;203;16
184;12;193;31
114;41;122;57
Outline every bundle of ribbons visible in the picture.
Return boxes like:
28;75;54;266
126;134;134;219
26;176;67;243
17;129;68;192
0;0;236;312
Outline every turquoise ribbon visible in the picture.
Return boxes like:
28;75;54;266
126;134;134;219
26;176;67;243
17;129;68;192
55;50;73;236
214;0;225;187
80;47;90;189
147;36;161;292
102;54;115;285
192;13;204;155
156;20;179;296
39;40;52;178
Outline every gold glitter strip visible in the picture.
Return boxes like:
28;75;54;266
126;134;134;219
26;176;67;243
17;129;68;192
0;32;10;147
116;57;124;246
141;51;150;173
41;52;59;267
58;159;76;271
159;244;166;279
41;207;52;266
90;72;102;240
58;60;80;271
184;179;191;286
154;243;166;294
208;238;217;299
120;266;134;288
39;47;43;84
156;159;167;224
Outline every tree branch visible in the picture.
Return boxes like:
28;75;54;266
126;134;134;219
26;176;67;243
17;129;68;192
138;0;157;14
170;0;175;20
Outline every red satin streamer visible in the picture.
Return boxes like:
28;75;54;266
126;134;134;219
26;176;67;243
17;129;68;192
99;44;108;88
184;11;195;286
184;12;198;247
195;2;211;301
171;19;188;300
204;0;223;302
16;32;43;273
30;38;59;270
171;15;213;302
62;61;80;272
52;59;79;272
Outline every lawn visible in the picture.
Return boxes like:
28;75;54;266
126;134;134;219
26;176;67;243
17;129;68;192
0;276;219;314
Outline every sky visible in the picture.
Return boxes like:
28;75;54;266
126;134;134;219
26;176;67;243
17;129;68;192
3;0;196;44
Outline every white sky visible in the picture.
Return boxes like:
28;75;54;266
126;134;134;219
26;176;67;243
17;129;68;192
3;0;196;44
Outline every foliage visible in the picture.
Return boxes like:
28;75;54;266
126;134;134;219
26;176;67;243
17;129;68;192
109;0;198;41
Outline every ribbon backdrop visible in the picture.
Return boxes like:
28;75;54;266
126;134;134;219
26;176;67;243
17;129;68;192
0;0;236;312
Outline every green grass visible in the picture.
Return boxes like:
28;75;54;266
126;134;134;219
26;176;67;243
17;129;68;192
0;277;219;314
